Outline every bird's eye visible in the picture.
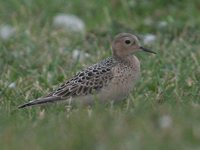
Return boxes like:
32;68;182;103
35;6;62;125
125;40;131;44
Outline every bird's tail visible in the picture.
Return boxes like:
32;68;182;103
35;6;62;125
18;96;64;109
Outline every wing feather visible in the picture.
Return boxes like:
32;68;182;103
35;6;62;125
18;57;116;108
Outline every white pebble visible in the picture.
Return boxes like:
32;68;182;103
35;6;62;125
0;25;16;40
143;34;156;45
159;115;172;129
158;21;168;28
8;82;16;89
72;49;90;61
53;14;85;33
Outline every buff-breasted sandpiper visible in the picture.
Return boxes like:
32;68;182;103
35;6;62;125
18;33;156;108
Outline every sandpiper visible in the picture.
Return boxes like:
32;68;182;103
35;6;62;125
18;33;156;108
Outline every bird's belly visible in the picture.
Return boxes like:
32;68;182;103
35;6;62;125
101;72;139;102
72;74;138;105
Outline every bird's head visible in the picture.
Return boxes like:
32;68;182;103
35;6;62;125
112;33;156;59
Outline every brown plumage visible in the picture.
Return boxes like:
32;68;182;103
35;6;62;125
18;33;156;109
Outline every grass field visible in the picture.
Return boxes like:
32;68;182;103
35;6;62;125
1;0;200;149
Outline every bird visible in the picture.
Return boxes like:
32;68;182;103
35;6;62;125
18;33;156;109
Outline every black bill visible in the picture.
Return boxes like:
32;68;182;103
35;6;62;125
140;46;156;54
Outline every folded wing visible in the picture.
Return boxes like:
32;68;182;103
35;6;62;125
18;57;116;108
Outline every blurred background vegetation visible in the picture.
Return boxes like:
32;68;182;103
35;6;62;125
0;0;200;150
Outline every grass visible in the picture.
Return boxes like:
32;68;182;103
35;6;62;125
0;0;200;149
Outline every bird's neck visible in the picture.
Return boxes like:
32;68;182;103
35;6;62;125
113;55;140;73
114;55;135;64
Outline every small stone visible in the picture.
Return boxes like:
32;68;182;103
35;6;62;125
53;14;85;33
72;49;90;61
8;82;16;89
0;25;16;40
143;34;156;45
159;115;172;129
158;21;168;28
